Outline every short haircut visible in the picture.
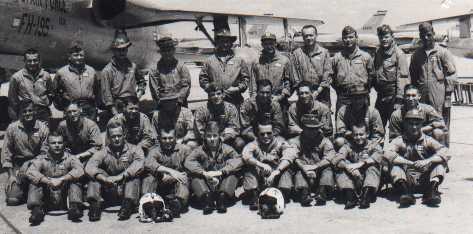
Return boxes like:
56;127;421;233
256;122;273;134
419;22;434;34
351;123;368;132
64;100;81;110
24;48;40;60
205;121;221;134
256;79;273;91
297;80;315;92
159;127;176;136
404;84;419;94
377;24;393;36
107;121;124;135
301;25;318;35
207;82;223;94
124;96;140;106
48;131;64;141
18;99;34;112
69;41;85;54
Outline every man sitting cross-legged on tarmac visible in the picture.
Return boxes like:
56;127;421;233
385;108;451;207
334;123;384;209
85;121;145;221
289;114;337;207
242;122;298;210
26;133;84;225
184;121;244;215
142;128;192;218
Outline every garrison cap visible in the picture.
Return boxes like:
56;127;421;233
419;22;434;34
377;24;393;36
214;28;237;42
300;114;323;128
261;32;277;41
156;36;178;49
342;25;357;36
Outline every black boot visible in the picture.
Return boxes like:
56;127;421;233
202;193;214;215
88;201;102;222
359;187;375;209
396;180;415;207
216;192;227;213
68;202;83;221
299;188;313;207
315;186;331;206
247;189;259;211
280;188;292;204
168;198;183;218
423;181;441;206
29;206;45;225
118;199;134;220
344;189;358;209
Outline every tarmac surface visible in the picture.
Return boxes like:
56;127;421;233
1;58;473;234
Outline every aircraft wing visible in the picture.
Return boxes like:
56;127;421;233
93;0;324;29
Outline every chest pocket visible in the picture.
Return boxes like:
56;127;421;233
351;58;368;81
383;56;397;73
430;55;445;81
50;161;68;177
33;78;48;95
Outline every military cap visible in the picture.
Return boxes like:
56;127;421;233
419;22;434;34
377;24;393;36
214;28;237;42
300;114;323;128
69;40;85;53
261;32;277;41
156;36;178;49
404;108;424;121
342;25;357;36
348;84;369;96
111;29;132;49
205;121;221;134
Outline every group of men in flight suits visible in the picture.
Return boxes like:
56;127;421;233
1;20;454;224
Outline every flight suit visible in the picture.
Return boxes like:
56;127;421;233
240;98;285;141
290;136;336;191
241;138;297;191
194;102;242;147
26;152;84;209
287;100;333;138
54;64;100;120
290;46;333;106
8;68;53;122
385;134;450;187
336;106;385;143
85;143;145;205
389;103;445;141
56;117;102;161
334;141;384;191
142;144;191;204
149;58;191;107
152;107;195;144
373;44;410;126
1;120;49;204
331;47;376;111
100;58;146;113
184;143;243;198
107;113;157;151
199;53;250;107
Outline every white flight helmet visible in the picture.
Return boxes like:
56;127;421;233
258;187;285;219
138;193;172;223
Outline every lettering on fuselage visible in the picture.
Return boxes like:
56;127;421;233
21;0;67;13
15;13;50;37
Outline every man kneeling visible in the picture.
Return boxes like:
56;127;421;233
385;109;450;207
184;121;243;214
26;133;84;224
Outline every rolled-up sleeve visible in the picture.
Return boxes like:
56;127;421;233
1;126;15;168
125;147;145;177
85;152;104;178
26;159;45;184
66;156;85;180
184;149;205;175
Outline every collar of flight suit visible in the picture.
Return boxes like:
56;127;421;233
202;140;224;160
43;151;71;163
342;46;362;60
21;68;46;81
68;64;86;75
303;44;323;57
111;57;132;72
106;142;131;157
17;120;42;131
422;43;442;57
382;43;396;57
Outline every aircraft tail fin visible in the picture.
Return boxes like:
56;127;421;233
359;10;387;33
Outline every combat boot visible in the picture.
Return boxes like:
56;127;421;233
88;201;102;222
68;202;83;221
344;189;358;209
247;189;259;211
118;199;134;220
423;181;441;206
315;186;331;206
29;206;45;225
359;187;376;209
168;198;183;218
299;188;313;207
216;192;227;213
397;180;415;207
202;193;215;215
